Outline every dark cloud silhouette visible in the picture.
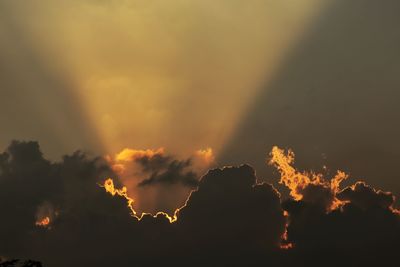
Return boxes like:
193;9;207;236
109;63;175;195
269;146;400;265
175;164;286;263
283;189;400;266
0;259;42;267
135;153;199;188
338;181;395;210
1;141;400;266
0;140;131;265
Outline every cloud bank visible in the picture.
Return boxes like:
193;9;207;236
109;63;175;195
0;141;399;266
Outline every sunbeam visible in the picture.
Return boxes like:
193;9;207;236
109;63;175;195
0;0;327;159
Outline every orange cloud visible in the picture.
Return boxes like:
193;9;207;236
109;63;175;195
35;217;50;228
269;146;349;211
102;178;178;223
107;148;164;175
280;210;294;250
104;147;215;214
115;148;164;162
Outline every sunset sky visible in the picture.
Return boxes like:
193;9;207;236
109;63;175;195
1;1;400;266
2;1;400;195
0;0;324;157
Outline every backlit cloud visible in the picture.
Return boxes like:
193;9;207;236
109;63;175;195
1;141;399;266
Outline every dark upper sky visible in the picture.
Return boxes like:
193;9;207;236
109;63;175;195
220;0;400;198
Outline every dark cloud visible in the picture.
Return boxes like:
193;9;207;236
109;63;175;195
0;259;42;267
300;183;335;211
338;181;395;210
1;141;285;266
175;165;286;263
269;146;400;265
0;140;130;265
283;194;400;266
135;153;199;188
1;141;400;266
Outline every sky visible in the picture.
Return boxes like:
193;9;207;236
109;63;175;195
0;0;325;158
220;0;400;198
1;1;400;266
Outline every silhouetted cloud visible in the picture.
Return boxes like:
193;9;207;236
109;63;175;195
108;148;202;188
0;259;42;267
338;181;396;210
273;147;400;266
136;155;199;188
174;164;286;263
0;141;399;266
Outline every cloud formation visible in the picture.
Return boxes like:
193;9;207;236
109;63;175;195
0;141;399;266
270;146;400;266
219;0;400;204
108;147;213;188
136;155;198;188
104;147;214;214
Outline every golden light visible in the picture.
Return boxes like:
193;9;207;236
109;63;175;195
280;210;294;250
0;1;330;159
104;146;213;214
195;148;215;165
102;178;178;223
35;217;51;228
269;146;349;211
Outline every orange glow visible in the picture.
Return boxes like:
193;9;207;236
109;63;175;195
110;163;126;175
269;147;307;201
195;148;215;165
280;210;294;250
105;147;213;214
35;217;50;227
330;171;348;192
102;178;179;223
269;146;349;211
115;148;164;162
280;243;294;250
106;148;164;175
392;208;400;215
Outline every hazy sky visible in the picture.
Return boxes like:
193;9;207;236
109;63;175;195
220;0;400;198
1;0;399;196
0;0;325;158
